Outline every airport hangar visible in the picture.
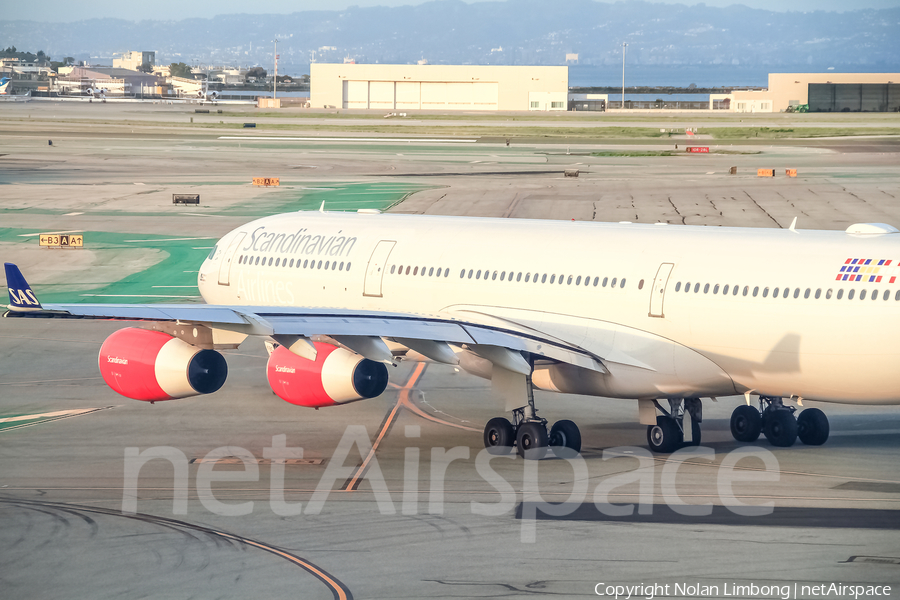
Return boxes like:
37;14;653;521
310;63;568;111
713;72;900;113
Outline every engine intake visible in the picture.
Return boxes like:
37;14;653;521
99;327;227;401
267;342;389;408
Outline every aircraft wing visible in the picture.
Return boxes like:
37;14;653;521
4;263;604;374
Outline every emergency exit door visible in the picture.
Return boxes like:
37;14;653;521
363;240;396;297
649;263;674;318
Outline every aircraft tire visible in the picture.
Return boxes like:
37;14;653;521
647;416;681;453
730;405;762;442
516;422;548;460
484;417;515;455
797;408;829;446
549;420;582;456
763;410;798;447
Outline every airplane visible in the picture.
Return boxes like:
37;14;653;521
6;211;900;457
0;77;10;94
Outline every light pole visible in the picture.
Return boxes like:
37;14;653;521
621;42;628;110
273;38;279;99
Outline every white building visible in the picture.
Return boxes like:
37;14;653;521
311;64;568;111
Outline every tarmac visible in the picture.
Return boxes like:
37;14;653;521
1;102;899;599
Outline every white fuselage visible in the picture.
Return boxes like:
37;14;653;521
199;212;900;405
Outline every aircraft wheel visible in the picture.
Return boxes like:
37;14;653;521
797;408;829;446
730;405;762;442
647;416;681;453
484;417;515;455
516;422;548;460
549;420;582;456
763;410;798;447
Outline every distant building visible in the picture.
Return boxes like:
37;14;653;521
565;54;579;63
57;66;162;96
715;73;900;113
113;51;155;71
311;64;568;111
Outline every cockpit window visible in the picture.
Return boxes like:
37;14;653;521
207;245;218;260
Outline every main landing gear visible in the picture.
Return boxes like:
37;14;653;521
729;396;829;447
646;398;702;453
482;374;581;459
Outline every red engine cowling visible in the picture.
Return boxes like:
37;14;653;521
99;327;228;401
267;342;389;408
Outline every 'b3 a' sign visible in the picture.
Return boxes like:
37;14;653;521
39;233;84;248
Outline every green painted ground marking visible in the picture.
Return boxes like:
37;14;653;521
2;182;433;303
0;408;110;432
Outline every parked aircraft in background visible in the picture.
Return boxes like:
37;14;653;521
7;211;900;456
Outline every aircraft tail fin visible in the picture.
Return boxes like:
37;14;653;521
4;263;44;311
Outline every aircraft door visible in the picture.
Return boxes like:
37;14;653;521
363;240;396;297
217;232;246;286
649;262;674;318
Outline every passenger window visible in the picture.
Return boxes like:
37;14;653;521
638;280;644;290
772;287;779;298
896;290;900;301
793;288;799;299
713;284;719;294
413;266;418;275
492;271;498;281
621;279;626;288
517;273;523;282
318;260;323;269
584;275;590;286
803;288;810;299
468;269;473;279
550;274;556;284
611;278;618;288
559;274;564;285
602;277;608;287
428;267;434;276
289;259;294;268
883;290;890;301
752;286;759;297
275;258;280;267
872;290;878;301
848;289;855;300
340;262;344;271
826;289;832;299
476;270;482;279
861;290;867;300
332;262;338;270
347;263;351;271
675;282;682;292
838;289;844;299
763;287;769;298
525;273;530;282
568;275;573;285
815;289;822;299
500;272;505;281
704;283;710;294
421;266;425;276
459;269;465;278
405;266;411;275
593;277;599;286
325;261;330;270
694;283;700;293
576;276;582;285
782;288;789;299
722;284;729;295
268;257;273;266
743;286;748;296
542;274;547;283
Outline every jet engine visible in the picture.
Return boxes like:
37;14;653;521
98;327;228;401
267;342;389;408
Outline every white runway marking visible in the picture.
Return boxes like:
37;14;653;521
219;136;478;143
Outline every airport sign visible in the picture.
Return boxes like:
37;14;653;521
253;177;280;187
39;233;83;248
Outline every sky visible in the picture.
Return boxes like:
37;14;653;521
8;0;899;21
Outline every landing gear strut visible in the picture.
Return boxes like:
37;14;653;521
729;397;829;447
481;372;581;459
646;398;702;453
